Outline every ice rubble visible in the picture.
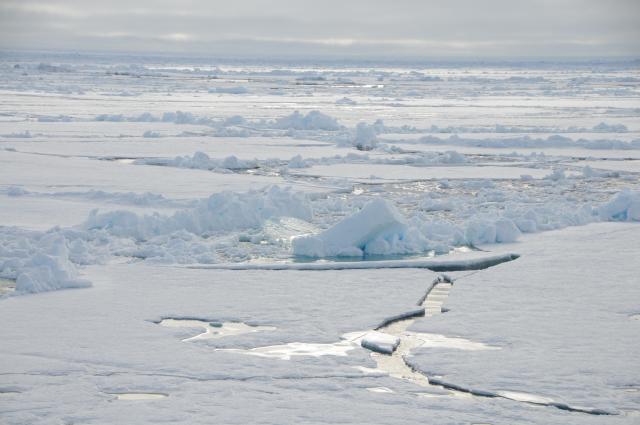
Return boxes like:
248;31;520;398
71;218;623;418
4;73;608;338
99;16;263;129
136;152;258;171
3;188;639;294
598;189;640;222
420;122;628;134
291;197;517;258
96;110;209;125
335;97;357;105
414;134;640;150
465;218;521;245
135;150;468;174
273;111;342;131
1;187;314;293
353;122;378;150
142;130;160;138
57;107;640;155
1;130;32;138
0;228;89;294
293;189;640;258
91;109;344;132
86;186;312;241
292;197;521;258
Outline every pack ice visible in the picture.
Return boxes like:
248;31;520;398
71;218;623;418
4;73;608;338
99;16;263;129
1;53;640;425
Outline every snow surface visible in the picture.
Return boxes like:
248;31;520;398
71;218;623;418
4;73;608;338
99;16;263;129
1;53;639;423
408;223;640;418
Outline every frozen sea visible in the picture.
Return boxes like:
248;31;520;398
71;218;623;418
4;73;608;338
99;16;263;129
0;52;639;424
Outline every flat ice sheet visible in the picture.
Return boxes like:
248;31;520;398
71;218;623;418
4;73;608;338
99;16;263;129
387;142;640;160
0;134;349;161
565;159;640;173
409;222;640;417
0;194;179;230
0;150;327;197
1;255;630;424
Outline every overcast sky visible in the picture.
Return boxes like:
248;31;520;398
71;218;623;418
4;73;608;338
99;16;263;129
1;0;638;59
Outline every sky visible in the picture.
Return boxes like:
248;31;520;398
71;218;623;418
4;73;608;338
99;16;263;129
0;0;639;59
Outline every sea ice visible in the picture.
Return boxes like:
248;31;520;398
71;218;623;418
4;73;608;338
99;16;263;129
598;189;640;221
360;331;401;354
292;198;411;257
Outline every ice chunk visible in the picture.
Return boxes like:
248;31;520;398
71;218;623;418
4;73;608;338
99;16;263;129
292;198;407;257
6;186;28;197
273;110;341;131
137;151;257;171
287;154;309;169
353;122;378;150
361;331;400;355
598;189;640;221
142;130;160;138
544;167;566;181
464;220;497;245
336;97;357;105
514;218;537;233
422;198;456;212
495;218;521;243
592;122;627;132
1;231;91;294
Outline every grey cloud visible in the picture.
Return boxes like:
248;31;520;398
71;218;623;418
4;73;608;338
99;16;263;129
0;0;638;58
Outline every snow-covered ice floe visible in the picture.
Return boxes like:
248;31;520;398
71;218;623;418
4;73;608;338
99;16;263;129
1;54;640;424
2;187;639;295
292;190;639;259
407;223;640;417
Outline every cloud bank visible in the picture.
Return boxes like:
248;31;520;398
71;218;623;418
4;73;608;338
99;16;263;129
1;0;638;59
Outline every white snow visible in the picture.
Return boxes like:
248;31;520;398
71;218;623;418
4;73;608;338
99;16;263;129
1;54;639;424
408;223;640;416
353;122;379;150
